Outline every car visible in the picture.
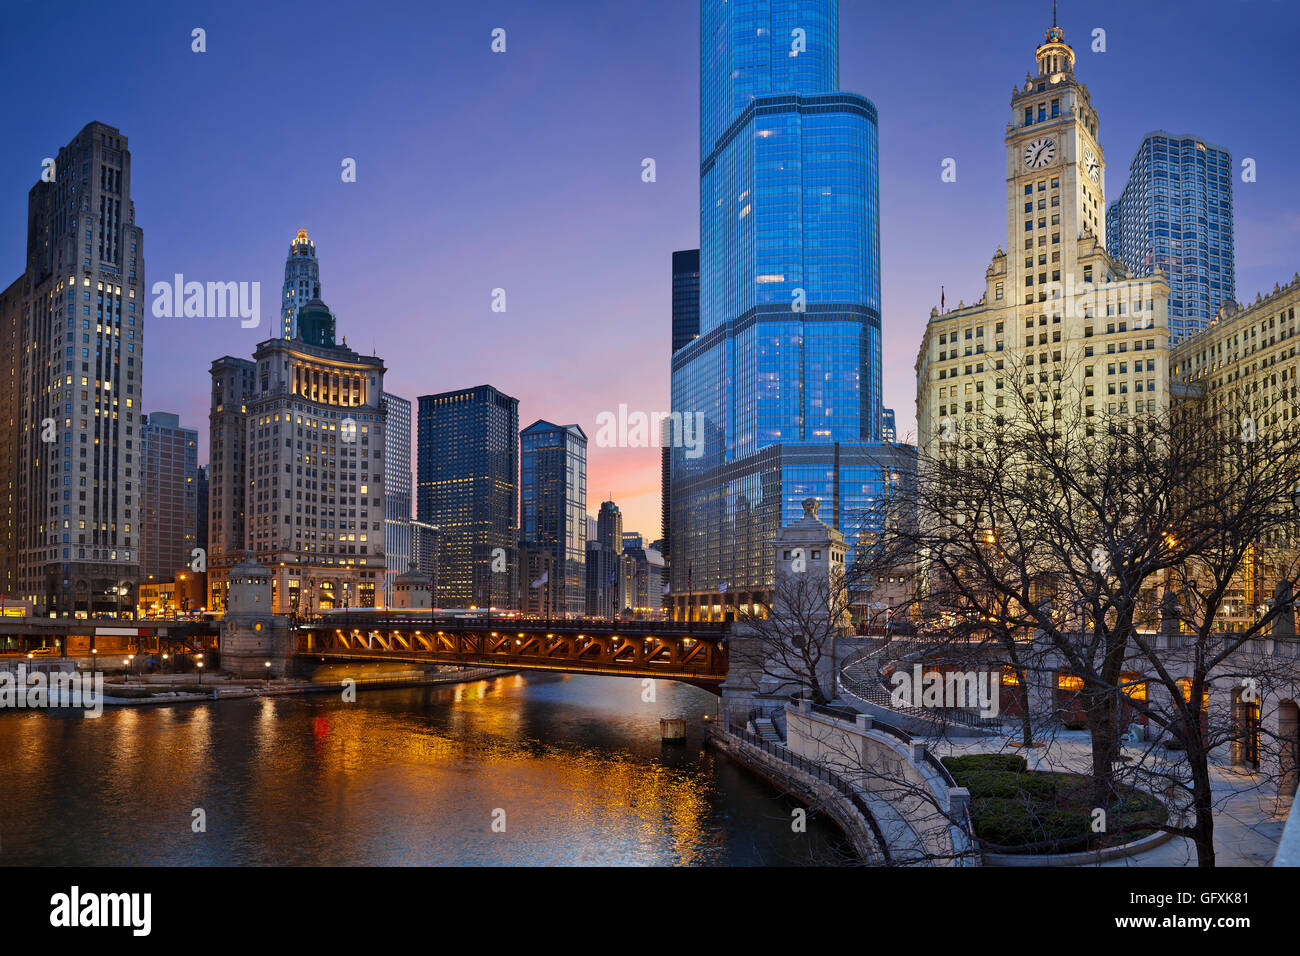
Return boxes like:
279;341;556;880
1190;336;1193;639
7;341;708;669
27;646;59;657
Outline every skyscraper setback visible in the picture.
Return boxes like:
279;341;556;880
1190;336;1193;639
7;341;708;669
0;122;145;614
669;0;898;620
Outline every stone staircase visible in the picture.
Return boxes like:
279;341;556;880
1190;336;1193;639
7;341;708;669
752;716;783;744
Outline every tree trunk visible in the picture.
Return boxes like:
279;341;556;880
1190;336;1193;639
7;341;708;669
1083;689;1122;807
1188;742;1216;867
1017;669;1034;747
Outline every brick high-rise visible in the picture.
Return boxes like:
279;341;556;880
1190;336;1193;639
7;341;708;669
140;411;198;584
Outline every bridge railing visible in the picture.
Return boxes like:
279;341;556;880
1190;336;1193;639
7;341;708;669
306;614;728;636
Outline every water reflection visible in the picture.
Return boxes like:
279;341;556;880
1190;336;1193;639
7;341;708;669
0;674;849;866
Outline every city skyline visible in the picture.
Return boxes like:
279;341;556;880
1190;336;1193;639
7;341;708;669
2;1;1298;540
2;0;1300;891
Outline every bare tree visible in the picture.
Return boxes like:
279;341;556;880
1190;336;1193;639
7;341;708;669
733;566;855;705
867;357;1300;863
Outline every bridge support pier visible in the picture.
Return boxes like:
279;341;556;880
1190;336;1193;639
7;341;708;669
219;556;293;678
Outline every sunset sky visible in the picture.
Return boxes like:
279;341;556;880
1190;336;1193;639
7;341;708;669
3;0;1298;537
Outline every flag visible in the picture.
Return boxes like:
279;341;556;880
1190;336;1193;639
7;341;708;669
940;285;945;311
530;570;548;588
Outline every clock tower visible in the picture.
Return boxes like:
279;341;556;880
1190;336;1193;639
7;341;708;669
1004;14;1107;301
914;7;1172;460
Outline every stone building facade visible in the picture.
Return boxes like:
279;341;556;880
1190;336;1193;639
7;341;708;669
207;298;386;614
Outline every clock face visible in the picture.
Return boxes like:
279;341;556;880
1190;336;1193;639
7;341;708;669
1084;147;1100;183
1024;137;1057;169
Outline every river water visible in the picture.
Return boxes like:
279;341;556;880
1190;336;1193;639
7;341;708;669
0;672;849;865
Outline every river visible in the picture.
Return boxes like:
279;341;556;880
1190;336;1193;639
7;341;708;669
0;672;850;866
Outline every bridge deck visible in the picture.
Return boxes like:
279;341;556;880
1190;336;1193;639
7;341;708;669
300;617;729;686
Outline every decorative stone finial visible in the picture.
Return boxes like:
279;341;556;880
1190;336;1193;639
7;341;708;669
802;497;820;519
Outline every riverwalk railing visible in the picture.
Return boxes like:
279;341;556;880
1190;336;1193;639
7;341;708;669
840;662;1004;730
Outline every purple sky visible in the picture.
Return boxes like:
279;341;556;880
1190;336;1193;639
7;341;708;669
3;0;1298;538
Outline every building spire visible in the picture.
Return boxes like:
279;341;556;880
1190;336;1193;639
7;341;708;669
1053;0;1058;28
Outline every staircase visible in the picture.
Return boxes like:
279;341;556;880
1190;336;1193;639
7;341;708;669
752;716;783;744
840;666;1004;731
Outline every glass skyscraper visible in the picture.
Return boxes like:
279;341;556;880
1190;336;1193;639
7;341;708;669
672;249;701;353
416;385;518;609
382;392;412;606
663;249;702;562
669;0;900;621
520;421;587;617
1106;131;1235;343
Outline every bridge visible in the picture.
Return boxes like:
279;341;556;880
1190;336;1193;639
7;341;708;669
0;616;219;657
298;615;730;689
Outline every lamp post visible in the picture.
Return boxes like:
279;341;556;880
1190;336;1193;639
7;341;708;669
264;660;272;689
122;658;130;684
197;660;204;688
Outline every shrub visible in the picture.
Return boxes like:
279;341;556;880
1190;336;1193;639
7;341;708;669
944;757;1165;853
941;753;1027;776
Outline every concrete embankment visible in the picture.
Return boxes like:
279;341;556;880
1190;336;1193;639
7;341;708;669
704;721;887;865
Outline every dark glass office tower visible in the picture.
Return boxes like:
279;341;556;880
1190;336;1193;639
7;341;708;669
521;421;587;617
669;0;897;620
417;385;518;609
672;249;701;353
663;249;701;563
1106;132;1235;343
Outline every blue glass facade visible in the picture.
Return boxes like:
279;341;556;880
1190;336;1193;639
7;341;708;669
1106;132;1235;343
520;421;588;617
670;0;892;614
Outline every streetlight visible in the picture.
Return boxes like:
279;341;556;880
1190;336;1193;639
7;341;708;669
264;660;271;689
197;660;204;688
122;658;130;683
